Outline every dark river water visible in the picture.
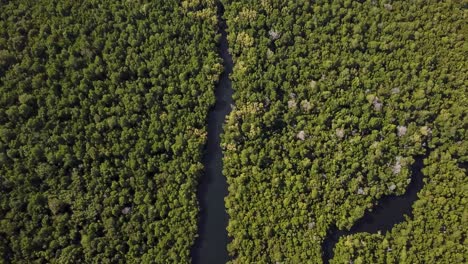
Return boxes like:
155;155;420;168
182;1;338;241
191;4;233;264
191;3;429;263
322;155;426;263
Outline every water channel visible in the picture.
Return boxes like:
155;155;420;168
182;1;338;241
191;3;233;264
322;155;426;263
192;3;428;263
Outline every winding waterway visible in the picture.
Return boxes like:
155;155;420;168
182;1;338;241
191;3;233;264
322;155;426;263
191;3;429;263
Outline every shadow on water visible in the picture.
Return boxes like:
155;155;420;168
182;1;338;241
322;154;427;263
191;3;233;264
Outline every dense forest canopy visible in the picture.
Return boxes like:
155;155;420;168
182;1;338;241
221;0;466;263
0;0;221;262
0;0;466;263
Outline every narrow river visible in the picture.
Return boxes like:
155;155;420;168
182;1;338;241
191;3;429;263
322;155;426;263
191;3;233;264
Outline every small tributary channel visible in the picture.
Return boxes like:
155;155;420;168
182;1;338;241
191;3;233;264
191;3;429;263
322;155;427;263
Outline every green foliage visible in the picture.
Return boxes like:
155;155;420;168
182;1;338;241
1;0;466;262
221;0;467;263
332;149;467;264
0;0;221;262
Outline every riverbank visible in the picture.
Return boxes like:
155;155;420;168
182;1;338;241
191;3;233;264
322;155;426;263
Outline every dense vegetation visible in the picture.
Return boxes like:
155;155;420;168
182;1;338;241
221;0;467;263
0;0;221;262
1;0;466;263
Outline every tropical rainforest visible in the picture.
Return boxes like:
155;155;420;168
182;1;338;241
221;0;466;263
0;0;466;264
0;0;221;262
